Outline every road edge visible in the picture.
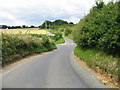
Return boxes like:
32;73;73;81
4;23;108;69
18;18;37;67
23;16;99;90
2;49;57;75
70;52;111;88
70;52;119;89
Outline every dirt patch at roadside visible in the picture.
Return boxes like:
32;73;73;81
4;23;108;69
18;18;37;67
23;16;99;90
73;53;120;89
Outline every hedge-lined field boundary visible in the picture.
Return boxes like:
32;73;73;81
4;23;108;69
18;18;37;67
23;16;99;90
2;34;57;66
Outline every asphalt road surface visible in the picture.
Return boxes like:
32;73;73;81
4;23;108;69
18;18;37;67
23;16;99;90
2;38;108;88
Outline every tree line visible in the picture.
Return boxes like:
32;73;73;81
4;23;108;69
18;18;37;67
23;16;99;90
40;19;74;29
0;25;37;29
1;19;74;29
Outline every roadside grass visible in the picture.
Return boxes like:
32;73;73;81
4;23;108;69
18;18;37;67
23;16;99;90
48;29;65;44
1;28;51;34
2;33;57;66
64;34;73;40
74;46;120;84
54;37;65;44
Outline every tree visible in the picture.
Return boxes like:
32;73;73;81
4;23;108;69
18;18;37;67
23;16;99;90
41;20;69;29
0;25;8;29
41;21;52;29
69;22;74;24
22;25;28;28
30;25;35;28
64;28;72;36
95;0;104;9
52;20;68;25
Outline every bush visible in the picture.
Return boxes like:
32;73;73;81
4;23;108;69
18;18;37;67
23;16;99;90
74;46;120;83
58;28;64;32
64;28;72;36
73;1;120;56
50;32;62;41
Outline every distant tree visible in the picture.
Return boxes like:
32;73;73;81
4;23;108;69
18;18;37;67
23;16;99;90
0;25;8;29
22;25;28;28
11;26;14;29
41;21;52;29
7;26;11;29
52;20;68;25
38;25;42;29
40;19;70;29
9;26;21;29
30;25;35;28
15;26;22;28
69;22;74;24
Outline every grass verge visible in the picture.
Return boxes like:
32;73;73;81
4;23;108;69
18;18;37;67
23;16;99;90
48;29;65;44
64;34;73;40
55;37;65;44
74;46;120;87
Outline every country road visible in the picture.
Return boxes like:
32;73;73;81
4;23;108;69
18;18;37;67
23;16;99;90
2;38;108;88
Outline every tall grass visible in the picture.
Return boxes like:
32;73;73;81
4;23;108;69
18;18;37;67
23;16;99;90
54;37;65;44
74;46;120;83
2;33;56;66
64;34;73;40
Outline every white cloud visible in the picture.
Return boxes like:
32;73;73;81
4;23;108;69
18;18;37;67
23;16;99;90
0;0;96;26
0;10;27;25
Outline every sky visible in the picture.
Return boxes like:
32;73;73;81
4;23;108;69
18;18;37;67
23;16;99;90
0;0;111;26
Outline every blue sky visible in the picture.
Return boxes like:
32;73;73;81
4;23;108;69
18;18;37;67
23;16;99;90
0;0;110;26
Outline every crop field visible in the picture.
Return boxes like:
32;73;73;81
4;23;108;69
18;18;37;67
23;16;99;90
1;28;57;66
1;28;51;34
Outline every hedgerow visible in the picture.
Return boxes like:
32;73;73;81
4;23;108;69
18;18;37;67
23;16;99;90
2;34;56;66
73;1;120;84
73;1;120;56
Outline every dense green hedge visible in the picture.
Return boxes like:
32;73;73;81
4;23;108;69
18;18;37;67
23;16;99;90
2;34;56;66
64;27;72;36
73;1;120;84
73;1;120;56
